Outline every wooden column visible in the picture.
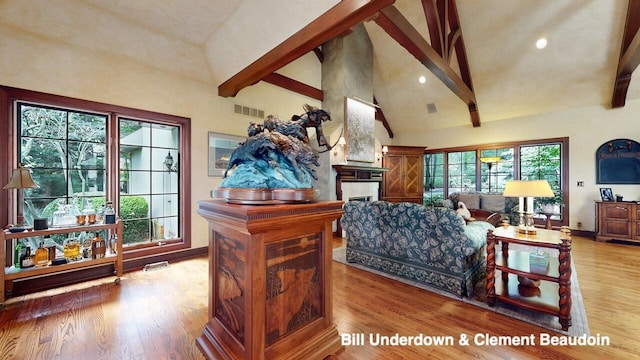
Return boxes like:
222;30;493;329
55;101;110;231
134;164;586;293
196;200;344;360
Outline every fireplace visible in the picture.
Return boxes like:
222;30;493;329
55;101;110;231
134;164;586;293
349;196;372;202
333;165;388;236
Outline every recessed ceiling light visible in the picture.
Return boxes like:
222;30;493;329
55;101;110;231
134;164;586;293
418;76;426;84
536;38;547;49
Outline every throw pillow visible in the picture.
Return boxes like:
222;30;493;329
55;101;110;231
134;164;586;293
458;193;480;209
441;199;454;209
480;194;505;213
456;201;472;220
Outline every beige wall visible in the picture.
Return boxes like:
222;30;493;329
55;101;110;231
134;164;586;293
0;24;321;249
392;99;640;232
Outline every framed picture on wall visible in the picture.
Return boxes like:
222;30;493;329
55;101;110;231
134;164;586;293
208;132;244;176
344;97;375;163
600;187;614;202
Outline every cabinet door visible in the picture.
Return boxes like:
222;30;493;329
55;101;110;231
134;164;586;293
600;203;632;238
403;155;423;197
384;154;405;197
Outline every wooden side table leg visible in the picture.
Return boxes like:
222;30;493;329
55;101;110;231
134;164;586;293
486;229;496;307
558;236;572;331
501;241;509;281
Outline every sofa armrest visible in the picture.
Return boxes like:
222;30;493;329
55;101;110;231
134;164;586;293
469;209;501;226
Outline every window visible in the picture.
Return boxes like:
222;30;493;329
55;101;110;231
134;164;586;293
424;138;568;226
423;152;444;205
447;151;476;193
2;87;191;258
480;148;514;193
119;119;180;246
18;102;107;225
520;143;563;217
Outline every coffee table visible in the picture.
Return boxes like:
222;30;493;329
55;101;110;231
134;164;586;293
486;226;572;331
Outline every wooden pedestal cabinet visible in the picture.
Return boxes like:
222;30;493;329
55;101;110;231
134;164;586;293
596;201;640;243
382;146;425;204
196;200;343;360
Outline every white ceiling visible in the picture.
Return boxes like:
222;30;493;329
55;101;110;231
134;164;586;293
1;0;638;135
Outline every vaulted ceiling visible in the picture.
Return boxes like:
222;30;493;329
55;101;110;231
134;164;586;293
2;0;639;136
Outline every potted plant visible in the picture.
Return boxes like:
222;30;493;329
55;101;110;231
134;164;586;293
535;191;563;214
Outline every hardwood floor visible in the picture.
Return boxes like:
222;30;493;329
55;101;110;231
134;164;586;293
0;235;638;359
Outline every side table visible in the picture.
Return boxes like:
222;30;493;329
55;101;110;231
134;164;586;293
486;226;572;331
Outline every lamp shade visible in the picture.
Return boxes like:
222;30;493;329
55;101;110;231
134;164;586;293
3;164;39;189
502;180;553;197
480;156;501;163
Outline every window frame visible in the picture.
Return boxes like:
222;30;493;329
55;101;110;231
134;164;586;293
425;137;569;227
1;86;191;260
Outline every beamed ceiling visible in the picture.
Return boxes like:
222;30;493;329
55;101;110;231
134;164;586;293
1;0;639;137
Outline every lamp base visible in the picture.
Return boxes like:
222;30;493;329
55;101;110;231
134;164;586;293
518;227;537;235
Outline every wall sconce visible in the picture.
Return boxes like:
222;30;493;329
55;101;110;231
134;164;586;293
333;137;346;156
377;146;389;162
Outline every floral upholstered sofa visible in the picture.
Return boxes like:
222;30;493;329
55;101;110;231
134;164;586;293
341;201;494;297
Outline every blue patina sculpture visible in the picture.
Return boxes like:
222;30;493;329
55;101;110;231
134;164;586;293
221;105;332;189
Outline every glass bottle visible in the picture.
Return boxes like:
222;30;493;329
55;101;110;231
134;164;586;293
96;204;105;224
92;233;106;259
83;199;96;224
20;247;35;268
104;201;116;224
44;236;57;264
109;234;118;255
35;241;49;267
64;236;80;261
14;239;26;268
82;232;93;258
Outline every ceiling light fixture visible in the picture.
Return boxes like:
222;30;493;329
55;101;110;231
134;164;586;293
418;76;426;84
536;38;547;49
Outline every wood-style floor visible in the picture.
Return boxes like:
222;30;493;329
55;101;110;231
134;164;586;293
0;235;638;359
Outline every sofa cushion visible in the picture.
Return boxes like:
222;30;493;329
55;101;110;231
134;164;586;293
458;193;480;209
480;194;505;213
463;221;493;256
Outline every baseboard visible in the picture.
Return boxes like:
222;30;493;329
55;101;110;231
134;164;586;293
570;229;595;238
8;247;208;298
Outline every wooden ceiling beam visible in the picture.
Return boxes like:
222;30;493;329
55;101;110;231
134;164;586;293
374;97;394;138
374;5;480;126
422;0;446;58
262;73;324;101
446;0;475;97
312;47;324;63
612;0;640;108
218;0;396;98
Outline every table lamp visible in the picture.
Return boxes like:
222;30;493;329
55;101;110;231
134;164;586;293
3;163;39;229
502;180;554;235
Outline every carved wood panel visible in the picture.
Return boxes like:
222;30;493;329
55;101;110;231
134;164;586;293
265;233;322;345
403;155;422;194
384;155;404;197
215;234;246;343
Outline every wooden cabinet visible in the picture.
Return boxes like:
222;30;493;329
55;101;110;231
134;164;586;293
0;221;123;303
596;201;640;243
382;146;424;204
196;200;343;360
